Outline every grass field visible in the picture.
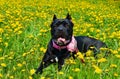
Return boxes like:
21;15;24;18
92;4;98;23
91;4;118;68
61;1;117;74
0;0;120;79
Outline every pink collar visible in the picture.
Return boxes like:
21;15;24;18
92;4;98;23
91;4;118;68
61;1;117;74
53;36;78;52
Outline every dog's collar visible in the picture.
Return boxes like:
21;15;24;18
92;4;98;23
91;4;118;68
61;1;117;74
52;36;78;52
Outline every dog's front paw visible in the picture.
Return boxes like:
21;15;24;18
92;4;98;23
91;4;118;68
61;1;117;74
50;56;58;62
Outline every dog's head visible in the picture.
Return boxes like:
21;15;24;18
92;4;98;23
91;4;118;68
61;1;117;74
50;13;74;46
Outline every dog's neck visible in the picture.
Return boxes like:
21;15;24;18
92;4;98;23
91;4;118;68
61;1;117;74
52;36;78;52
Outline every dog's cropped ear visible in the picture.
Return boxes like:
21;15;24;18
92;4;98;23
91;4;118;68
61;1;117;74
66;13;72;20
53;14;57;21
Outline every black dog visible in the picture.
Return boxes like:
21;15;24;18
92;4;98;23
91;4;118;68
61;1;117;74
35;13;107;74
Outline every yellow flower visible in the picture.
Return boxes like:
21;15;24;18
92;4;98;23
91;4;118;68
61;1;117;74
72;68;80;72
40;29;47;33
95;67;102;74
110;64;117;68
21;69;26;72
0;73;3;78
1;63;7;67
0;38;2;42
86;50;92;57
29;76;33;79
92;64;102;74
28;34;34;38
30;69;35;75
17;63;22;67
22;53;27;57
98;58;107;63
68;59;76;64
41;77;45;79
77;52;84;59
118;48;120;51
112;50;118;54
92;64;98;69
96;29;101;33
69;76;73;79
58;71;64;75
17;30;22;34
9;75;14;79
105;69;109;72
114;73;118;77
0;57;4;60
40;47;46;53
115;54;120;58
0;28;4;33
4;42;8;47
22;61;26;65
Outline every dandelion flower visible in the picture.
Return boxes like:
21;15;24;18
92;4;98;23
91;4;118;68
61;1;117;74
1;63;7;67
0;38;2;42
22;53;27;57
69;76;73;79
69;59;76;64
105;69;109;72
110;64;117;68
0;57;4;60
92;64;98;69
95;67;102;74
112;50;118;54
114;73;118;77
0;48;2;52
4;42;8;47
17;30;22;34
0;28;4;33
0;73;3;78
118;48;120;51
77;52;84;59
40;47;46;53
9;75;14;79
21;69;26;72
98;58;107;63
41;77;45;79
29;76;33;79
92;64;102;74
72;68;80;72
86;50;92;57
22;61;26;65
58;71;64;75
30;69;35;75
17;63;22;67
115;54;120;58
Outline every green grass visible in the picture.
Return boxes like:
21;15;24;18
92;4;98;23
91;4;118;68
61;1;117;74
0;0;120;79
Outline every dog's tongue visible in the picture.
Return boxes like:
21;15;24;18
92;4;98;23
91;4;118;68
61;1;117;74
57;38;66;42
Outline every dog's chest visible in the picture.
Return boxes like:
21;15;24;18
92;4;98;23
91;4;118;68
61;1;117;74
52;48;70;58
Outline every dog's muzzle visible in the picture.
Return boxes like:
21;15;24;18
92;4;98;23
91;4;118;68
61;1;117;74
53;36;78;52
54;37;70;46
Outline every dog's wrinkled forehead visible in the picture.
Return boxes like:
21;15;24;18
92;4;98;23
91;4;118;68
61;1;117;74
52;19;71;26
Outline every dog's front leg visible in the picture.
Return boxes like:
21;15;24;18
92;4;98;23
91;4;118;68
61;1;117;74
35;53;52;74
36;41;56;74
58;58;64;71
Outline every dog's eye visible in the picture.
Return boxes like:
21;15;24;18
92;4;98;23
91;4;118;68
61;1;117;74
65;24;69;27
53;25;58;27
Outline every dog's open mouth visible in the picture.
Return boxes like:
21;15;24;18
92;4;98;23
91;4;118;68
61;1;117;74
54;37;70;46
57;38;66;45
